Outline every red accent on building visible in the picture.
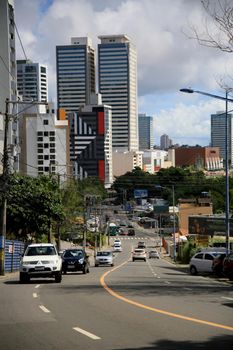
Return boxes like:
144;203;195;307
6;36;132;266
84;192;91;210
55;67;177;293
98;111;105;135
98;160;105;182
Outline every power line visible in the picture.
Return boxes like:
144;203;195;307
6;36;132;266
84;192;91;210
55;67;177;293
13;19;27;60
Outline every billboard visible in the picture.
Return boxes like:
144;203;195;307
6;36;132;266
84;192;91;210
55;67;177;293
189;216;233;236
134;189;148;199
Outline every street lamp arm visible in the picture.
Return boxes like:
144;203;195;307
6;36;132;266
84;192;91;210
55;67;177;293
180;88;233;103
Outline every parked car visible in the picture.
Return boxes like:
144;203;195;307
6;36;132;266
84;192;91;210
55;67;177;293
95;251;114;267
149;250;160;259
62;249;90;274
19;243;62;283
138;241;146;249
223;252;233;280
189;251;222;275
119;228;128;236
212;253;227;276
132;248;147;262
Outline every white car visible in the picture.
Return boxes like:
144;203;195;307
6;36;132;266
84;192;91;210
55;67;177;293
189;251;223;275
132;248;147;262
113;243;122;252
19;243;62;283
149;250;160;259
113;239;121;246
95;251;114;267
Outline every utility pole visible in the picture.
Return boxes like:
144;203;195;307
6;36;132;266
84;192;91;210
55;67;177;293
0;99;10;275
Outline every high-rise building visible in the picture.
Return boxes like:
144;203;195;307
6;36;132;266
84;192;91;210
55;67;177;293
69;94;113;188
56;37;95;112
211;111;233;166
98;35;138;151
138;113;154;150
160;134;172;150
0;0;18;173
17;60;48;102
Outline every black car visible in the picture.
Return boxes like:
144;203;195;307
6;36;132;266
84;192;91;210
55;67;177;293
62;249;90;274
128;228;135;236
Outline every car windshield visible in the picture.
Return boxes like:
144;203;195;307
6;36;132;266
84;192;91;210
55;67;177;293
25;246;56;256
64;250;83;258
97;252;111;256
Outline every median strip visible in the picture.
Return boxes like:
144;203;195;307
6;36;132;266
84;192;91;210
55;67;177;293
100;260;233;332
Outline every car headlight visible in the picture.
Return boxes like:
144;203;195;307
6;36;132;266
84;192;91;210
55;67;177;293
79;258;84;264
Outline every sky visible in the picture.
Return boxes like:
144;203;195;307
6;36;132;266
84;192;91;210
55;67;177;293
14;0;233;146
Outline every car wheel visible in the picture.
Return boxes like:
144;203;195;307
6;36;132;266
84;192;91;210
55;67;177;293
83;265;87;274
111;263;114;267
63;269;67;275
144;259;146;262
19;272;30;283
190;265;197;275
132;258;135;262
55;271;62;283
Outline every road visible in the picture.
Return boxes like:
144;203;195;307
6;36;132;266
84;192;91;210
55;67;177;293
0;230;233;349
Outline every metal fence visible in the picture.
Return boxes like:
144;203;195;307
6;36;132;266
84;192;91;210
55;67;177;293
0;236;25;273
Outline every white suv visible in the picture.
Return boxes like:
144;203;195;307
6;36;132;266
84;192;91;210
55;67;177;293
19;243;62;283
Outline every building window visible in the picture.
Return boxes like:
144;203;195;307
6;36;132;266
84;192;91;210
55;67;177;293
50;155;56;160
50;149;56;153
38;149;43;154
38;160;43;165
43;120;49;125
41;66;46;73
37;143;43;148
44;143;49;148
50;131;55;136
38;155;43;160
50;137;55;141
44;167;49;172
37;132;43;136
38;167;43;171
50;143;55;148
44;155;49;160
37;137;43;142
44;131;48;136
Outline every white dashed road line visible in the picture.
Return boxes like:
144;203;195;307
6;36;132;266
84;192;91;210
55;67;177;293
73;327;101;340
184;287;192;291
33;293;38;298
39;305;51;313
221;296;233;301
35;284;40;289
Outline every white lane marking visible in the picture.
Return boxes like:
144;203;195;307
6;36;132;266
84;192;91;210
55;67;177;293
73;327;101;340
39;305;51;313
221;297;233;301
184;287;192;291
157;276;161;279
33;293;38;298
165;281;171;284
35;284;40;289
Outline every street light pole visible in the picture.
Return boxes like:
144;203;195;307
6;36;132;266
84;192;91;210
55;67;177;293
172;185;176;262
180;88;232;255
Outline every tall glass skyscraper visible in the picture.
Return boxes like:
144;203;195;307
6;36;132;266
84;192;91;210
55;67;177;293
17;60;48;102
138;113;154;150
56;37;95;112
211;112;233;166
98;35;138;150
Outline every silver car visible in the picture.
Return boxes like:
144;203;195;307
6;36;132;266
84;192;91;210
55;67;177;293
95;251;114;267
149;250;160;259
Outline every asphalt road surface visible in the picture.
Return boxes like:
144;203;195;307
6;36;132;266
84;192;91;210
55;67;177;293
0;231;233;350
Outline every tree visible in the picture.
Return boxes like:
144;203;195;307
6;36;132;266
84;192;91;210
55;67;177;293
189;0;233;53
0;174;64;241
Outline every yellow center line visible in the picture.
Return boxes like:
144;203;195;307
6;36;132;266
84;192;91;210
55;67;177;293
100;260;233;332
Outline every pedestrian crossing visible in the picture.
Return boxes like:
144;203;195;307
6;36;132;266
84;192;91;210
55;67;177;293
111;237;153;240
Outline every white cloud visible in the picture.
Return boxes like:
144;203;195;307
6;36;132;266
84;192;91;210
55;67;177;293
14;0;233;146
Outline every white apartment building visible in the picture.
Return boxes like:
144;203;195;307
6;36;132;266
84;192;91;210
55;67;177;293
0;0;18;173
19;103;70;179
143;149;174;174
17;60;48;102
98;35;138;151
56;37;95;112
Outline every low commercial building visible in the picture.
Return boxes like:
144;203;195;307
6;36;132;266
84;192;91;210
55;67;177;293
112;150;143;177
